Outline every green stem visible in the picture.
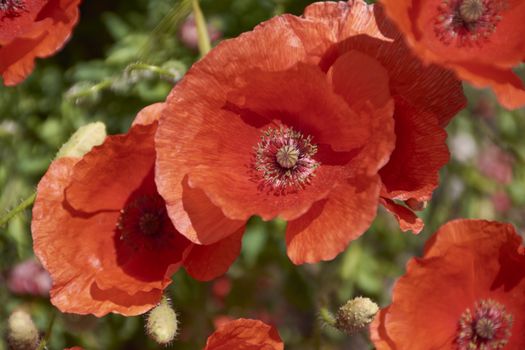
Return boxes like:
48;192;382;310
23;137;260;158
0;192;36;228
125;62;182;81
37;312;56;350
66;79;112;101
191;0;211;57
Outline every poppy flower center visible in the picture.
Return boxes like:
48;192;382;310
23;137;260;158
434;0;506;47
254;126;319;192
0;0;24;17
460;0;485;22
456;299;513;350
116;194;168;249
138;212;162;236
276;144;300;169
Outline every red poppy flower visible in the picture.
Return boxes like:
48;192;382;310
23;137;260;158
380;0;525;109
32;104;243;316
155;0;465;264
204;318;283;350
0;0;81;86
371;219;525;349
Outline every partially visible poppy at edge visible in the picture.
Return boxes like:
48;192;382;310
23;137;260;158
371;219;525;349
0;0;81;86
155;0;466;265
380;0;525;109
31;104;244;317
204;318;284;350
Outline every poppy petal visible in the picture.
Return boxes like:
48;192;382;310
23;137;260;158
372;219;525;349
65;123;158;213
327;49;396;176
204;318;284;350
1;0;81;85
380;198;423;234
184;226;244;281
286;175;381;264
453;62;525;110
379;97;449;201
132;103;165;126
159;176;245;245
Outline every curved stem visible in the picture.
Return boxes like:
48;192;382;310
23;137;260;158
125;62;182;82
0;192;36;228
191;0;211;56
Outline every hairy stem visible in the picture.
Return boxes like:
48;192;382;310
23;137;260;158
0;192;36;228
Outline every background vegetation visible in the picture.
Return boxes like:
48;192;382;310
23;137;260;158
1;0;524;349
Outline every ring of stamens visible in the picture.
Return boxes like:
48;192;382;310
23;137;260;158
434;0;506;47
0;0;25;18
456;299;513;350
116;194;168;250
254;126;320;193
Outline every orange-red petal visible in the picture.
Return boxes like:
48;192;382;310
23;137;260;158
204;319;284;350
379;97;449;202
286;175;381;264
1;0;81;85
380;198;423;234
183;226;244;281
132;102;165;126
372;219;525;349
380;0;525;109
65;123;158;213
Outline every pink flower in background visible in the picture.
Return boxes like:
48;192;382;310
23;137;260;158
478;145;514;184
492;191;512;213
179;15;222;50
7;259;51;297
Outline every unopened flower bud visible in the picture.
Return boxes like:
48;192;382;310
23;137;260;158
7;310;40;350
145;297;178;345
56;122;106;159
335;297;379;335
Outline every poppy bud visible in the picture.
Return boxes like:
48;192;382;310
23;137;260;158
145;297;178;345
335;297;379;335
7;310;40;350
56;122;106;159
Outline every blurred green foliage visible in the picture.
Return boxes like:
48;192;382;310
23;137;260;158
1;0;525;349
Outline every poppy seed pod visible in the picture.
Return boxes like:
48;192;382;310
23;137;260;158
336;297;379;335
